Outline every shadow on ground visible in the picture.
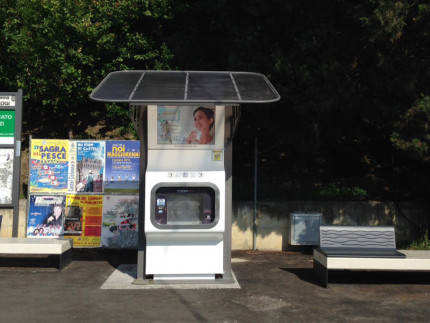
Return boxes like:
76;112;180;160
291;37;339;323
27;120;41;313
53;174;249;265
72;248;137;267
282;267;430;287
0;248;138;271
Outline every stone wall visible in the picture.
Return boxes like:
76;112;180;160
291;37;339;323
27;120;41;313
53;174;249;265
232;201;430;251
2;200;429;251
0;199;27;238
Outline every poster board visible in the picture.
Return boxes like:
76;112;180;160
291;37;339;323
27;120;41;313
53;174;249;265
0;90;22;238
27;139;139;248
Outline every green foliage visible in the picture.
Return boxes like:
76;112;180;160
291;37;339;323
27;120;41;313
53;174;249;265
361;0;409;44
168;0;430;200
391;96;430;160
408;230;430;250
318;183;368;200
1;0;429;200
0;0;172;138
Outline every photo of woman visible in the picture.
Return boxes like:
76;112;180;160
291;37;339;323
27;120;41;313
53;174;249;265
156;106;217;145
186;107;215;145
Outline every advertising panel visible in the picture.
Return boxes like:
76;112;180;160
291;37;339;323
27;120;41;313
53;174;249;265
29;139;69;193
75;141;105;193
104;140;140;193
157;106;216;145
101;195;139;249
64;195;103;247
26;195;66;237
0;148;14;205
26;138;140;248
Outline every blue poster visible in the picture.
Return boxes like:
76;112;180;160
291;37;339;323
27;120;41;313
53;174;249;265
27;195;66;237
75;141;105;193
104;141;140;193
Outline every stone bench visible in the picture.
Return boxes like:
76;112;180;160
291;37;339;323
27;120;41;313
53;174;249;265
312;225;427;288
0;238;73;271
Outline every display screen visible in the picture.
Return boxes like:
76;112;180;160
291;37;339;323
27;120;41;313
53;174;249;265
154;187;215;225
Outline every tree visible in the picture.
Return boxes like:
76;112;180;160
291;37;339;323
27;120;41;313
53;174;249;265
168;0;430;200
391;96;430;160
0;0;172;138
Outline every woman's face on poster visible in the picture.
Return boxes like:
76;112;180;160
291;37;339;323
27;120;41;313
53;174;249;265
193;110;213;131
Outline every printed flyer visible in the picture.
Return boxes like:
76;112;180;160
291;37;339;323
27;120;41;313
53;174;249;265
27;195;66;237
75;141;105;193
29;139;69;193
104;140;140;193
101;195;139;249
0;148;13;205
68;140;77;193
157;106;216;145
64;195;103;247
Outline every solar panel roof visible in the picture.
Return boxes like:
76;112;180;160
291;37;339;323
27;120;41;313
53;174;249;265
90;70;280;104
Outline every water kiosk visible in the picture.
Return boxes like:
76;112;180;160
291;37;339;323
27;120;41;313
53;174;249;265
90;71;280;282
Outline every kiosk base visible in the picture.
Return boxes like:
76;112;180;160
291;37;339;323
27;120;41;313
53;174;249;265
145;235;224;277
154;274;215;280
130;270;238;287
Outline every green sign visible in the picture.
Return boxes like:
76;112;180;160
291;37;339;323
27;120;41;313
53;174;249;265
0;110;15;144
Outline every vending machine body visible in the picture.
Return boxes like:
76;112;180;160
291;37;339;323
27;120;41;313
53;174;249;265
90;71;280;282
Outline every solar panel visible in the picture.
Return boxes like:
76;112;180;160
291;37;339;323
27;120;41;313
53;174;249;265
90;71;280;104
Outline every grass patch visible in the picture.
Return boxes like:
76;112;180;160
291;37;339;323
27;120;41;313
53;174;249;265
408;230;430;250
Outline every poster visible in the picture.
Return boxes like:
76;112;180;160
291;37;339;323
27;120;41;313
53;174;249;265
64;195;103;247
68;140;77;193
104;141;140;193
75;141;105;193
0;149;13;205
157;106;216;145
101;195;139;249
27;195;66;237
0;109;15;145
29;139;69;193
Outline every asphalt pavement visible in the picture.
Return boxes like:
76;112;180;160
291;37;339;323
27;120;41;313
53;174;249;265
0;249;430;322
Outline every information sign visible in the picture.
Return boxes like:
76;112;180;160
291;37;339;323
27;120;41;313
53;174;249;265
0;110;15;145
0;90;22;238
0;95;16;107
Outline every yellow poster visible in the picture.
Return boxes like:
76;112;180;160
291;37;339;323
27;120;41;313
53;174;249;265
30;139;69;193
64;194;103;247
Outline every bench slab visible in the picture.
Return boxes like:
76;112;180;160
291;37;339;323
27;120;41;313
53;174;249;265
314;249;430;271
313;226;430;287
0;238;72;254
0;238;73;270
314;249;430;287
